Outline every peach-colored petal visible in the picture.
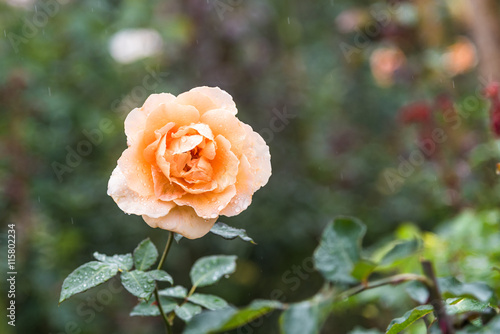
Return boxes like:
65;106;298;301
172;123;214;141
241;123;272;189
169;135;203;154
220;155;254;217
143;102;200;145
200;140;216;160
142;93;176;112
176;90;218;116
124;108;146;146
183;156;213;184
189;86;238;115
108;166;174;218
172;177;217;194
200;109;246;156
174;185;236;219
151;166;185;201
117;142;155;196
143;206;217;239
211;135;239;192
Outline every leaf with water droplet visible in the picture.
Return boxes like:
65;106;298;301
159;286;188;299
174;302;202;322
190;255;237;288
130;295;177;317
59;261;119;304
121;270;156;299
209;222;256;244
93;252;133;271
133;238;158;271
147;270;173;284
188;293;228;311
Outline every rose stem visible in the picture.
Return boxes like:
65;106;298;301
154;231;174;334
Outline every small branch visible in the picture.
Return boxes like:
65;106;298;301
421;260;455;334
155;231;175;334
338;273;432;300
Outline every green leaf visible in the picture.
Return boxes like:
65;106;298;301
405;281;429;304
183;307;237;334
280;298;331;334
385;305;434;334
175;303;203;322
59;261;119;304
313;217;366;284
456;315;500;333
219;300;283;331
130;296;177;316
438;277;495;303
93;252;133;271
190;255;237;288
446;298;492;315
351;260;377;282
380;239;421;266
159;286;188;299
188;293;229;311
210;222;256;244
120;270;156;299
148;270;173;284
348;327;384;334
133;238;158;271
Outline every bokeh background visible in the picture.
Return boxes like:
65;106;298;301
2;0;500;333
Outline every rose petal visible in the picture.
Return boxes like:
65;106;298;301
200;109;246;156
211;135;239;192
171;177;217;194
142;93;176;112
124;108;146;146
108;166;174;218
172;123;214;141
151;166;185;201
220;155;254;217
241;123;272;189
174;185;236;219
142;206;217;239
169;135;203;154
143;101;200;145
178;86;237;115
117;141;155;196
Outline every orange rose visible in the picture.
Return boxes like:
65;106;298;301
108;87;271;239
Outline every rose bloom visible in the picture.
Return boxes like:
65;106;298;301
108;87;271;239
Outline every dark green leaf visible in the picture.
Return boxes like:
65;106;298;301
380;239;421;266
190;255;237;288
385;305;434;334
59;261;119;304
148;270;173;284
183;307;237;334
446;298;492;315
210;222;256;244
133;238;158;271
313;217;366;284
93;252;133;271
438;277;495;303
159;286;188;299
280;298;331;334
188;293;228;311
456;315;500;333
120;270;156;299
130;296;177;316
175;303;203;322
219;300;283;331
405;281;429;304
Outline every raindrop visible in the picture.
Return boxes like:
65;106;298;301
217;205;224;211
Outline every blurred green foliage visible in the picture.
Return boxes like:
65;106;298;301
1;0;499;333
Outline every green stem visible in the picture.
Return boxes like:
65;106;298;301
338;273;432;301
155;231;174;334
